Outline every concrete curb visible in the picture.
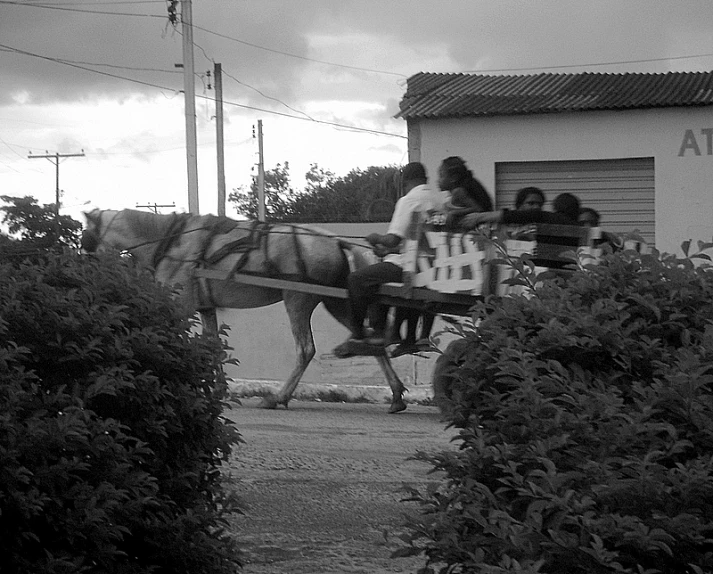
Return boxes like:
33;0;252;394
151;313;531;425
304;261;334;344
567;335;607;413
228;378;434;404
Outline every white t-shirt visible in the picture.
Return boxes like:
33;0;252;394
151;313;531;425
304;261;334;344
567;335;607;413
384;183;449;266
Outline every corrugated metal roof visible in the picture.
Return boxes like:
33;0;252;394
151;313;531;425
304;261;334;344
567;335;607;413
396;71;713;119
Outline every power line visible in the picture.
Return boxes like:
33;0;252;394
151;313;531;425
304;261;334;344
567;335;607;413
191;23;408;79
8;0;711;76
0;0;164;17
187;33;317;122
28;151;85;215
0;43;181;92
20;1;163;4
0;46;179;74
0;42;406;139
463;52;713;74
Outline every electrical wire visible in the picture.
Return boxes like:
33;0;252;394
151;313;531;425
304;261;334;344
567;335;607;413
191;23;408;79
0;0;164;17
5;0;712;75
0;42;407;139
464;52;713;74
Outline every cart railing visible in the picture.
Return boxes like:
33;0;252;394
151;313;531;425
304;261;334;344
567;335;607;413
194;212;644;316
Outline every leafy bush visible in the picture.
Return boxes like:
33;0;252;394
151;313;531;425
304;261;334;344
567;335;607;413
399;242;713;573
0;250;242;574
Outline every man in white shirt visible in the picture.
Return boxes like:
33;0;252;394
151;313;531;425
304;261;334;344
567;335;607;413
340;161;448;353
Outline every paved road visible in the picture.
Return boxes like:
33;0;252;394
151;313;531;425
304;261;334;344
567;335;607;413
224;398;459;574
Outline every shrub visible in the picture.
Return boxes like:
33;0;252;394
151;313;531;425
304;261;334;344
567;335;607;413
0;250;242;574
399;242;713;573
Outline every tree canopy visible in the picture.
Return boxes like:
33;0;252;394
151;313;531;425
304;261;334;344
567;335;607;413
0;195;83;254
228;162;401;223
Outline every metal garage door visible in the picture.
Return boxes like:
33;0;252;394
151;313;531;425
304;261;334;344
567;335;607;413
495;157;655;244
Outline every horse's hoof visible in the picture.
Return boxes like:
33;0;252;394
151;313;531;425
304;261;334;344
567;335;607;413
388;399;407;414
259;395;279;409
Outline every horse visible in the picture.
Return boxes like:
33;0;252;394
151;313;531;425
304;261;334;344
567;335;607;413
81;208;409;413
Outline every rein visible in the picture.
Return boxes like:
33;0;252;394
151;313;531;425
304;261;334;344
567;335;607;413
150;214;190;268
98;217;370;254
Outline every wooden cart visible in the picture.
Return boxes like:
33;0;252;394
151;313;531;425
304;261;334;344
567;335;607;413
195;213;604;317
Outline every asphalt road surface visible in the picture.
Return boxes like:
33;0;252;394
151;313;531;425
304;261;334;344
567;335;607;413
224;398;459;574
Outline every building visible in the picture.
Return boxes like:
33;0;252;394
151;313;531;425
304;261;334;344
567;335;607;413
396;71;713;253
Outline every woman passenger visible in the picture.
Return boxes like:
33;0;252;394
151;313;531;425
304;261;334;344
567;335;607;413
514;186;545;211
438;156;493;229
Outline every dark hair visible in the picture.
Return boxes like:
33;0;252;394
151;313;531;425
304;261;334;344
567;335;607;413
514;186;545;209
552;192;581;223
579;207;601;226
440;156;493;211
401;161;427;182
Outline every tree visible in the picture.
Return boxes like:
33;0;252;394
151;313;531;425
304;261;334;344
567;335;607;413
228;162;401;223
227;162;298;220
0;195;82;252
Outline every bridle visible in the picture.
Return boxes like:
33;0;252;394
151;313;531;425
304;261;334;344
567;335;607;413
82;210;120;253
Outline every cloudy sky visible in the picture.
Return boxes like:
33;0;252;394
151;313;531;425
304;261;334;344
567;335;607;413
2;0;713;220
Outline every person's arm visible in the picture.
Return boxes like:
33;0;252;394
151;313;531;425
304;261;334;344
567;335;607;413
444;188;489;228
459;210;504;229
445;188;481;214
500;209;548;225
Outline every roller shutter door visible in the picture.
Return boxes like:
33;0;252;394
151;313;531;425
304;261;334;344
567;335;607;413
495;158;655;245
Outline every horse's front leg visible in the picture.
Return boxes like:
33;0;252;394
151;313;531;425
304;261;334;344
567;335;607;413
259;292;321;410
200;308;219;335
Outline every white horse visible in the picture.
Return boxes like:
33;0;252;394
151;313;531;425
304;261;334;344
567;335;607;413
81;209;408;413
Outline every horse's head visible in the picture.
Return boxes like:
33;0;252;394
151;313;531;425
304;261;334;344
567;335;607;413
80;209;134;254
81;209;107;253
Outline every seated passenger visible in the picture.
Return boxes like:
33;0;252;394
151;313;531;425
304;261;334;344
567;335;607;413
514;186;545;211
579;207;623;252
337;161;448;353
438;156;493;230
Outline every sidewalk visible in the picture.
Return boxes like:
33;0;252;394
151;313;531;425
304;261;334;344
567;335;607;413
228;351;436;405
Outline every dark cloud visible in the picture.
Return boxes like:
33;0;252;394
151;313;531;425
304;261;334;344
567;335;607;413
3;0;713;112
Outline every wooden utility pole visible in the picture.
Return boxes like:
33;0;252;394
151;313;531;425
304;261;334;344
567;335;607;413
136;202;176;214
256;119;265;222
214;62;226;217
27;151;85;215
181;0;199;214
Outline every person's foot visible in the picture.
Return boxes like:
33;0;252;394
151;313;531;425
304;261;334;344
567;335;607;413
332;339;356;358
415;338;437;352
332;336;387;357
390;340;419;358
350;336;385;346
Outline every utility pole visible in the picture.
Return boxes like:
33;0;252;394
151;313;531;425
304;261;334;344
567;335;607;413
181;0;199;214
27;150;85;216
256;119;265;222
214;62;226;217
136;202;176;214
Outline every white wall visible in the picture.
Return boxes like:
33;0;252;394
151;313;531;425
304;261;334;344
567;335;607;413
416;106;713;255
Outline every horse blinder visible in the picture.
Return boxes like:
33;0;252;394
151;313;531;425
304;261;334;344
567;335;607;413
81;229;100;253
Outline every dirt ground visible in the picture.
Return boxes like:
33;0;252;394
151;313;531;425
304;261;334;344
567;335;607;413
224;398;458;574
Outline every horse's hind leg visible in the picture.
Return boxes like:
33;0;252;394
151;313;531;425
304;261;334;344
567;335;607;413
259;291;320;409
322;297;408;413
375;355;408;414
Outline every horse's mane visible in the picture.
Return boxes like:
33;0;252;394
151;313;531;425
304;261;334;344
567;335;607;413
119;209;188;239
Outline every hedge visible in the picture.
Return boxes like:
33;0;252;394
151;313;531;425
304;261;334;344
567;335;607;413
0;250;242;574
399;241;713;573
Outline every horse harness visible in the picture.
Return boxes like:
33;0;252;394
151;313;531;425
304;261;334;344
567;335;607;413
195;221;317;310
